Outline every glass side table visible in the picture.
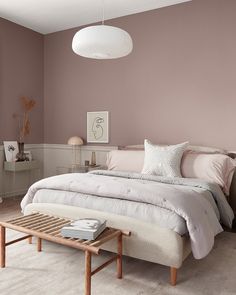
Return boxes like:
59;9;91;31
56;165;106;175
1;160;41;202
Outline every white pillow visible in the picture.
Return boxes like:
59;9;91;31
142;140;189;177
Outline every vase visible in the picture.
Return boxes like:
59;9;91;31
16;142;27;162
91;152;96;166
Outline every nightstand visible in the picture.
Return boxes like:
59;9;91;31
56;165;106;175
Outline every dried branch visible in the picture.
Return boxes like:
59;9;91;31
13;96;36;142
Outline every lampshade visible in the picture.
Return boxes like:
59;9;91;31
72;25;133;59
67;136;83;146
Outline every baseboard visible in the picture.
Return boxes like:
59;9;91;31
0;189;27;199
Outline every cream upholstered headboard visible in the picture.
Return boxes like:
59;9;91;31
228;152;236;218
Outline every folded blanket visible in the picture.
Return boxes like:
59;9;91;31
21;170;234;259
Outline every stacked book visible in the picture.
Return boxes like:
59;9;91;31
61;218;107;240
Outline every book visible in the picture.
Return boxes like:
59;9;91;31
61;218;107;240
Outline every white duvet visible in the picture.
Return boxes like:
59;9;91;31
21;170;234;259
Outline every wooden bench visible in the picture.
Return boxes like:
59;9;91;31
0;213;131;295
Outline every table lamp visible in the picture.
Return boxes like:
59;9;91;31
67;136;83;168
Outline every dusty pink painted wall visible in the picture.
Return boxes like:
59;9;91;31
0;18;44;144
44;0;236;150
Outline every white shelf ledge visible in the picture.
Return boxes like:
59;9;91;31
4;160;40;172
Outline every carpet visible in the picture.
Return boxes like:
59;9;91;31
0;231;236;295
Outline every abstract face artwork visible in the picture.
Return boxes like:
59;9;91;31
87;112;109;143
92;116;104;140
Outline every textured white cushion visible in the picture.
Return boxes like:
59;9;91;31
142;140;189;177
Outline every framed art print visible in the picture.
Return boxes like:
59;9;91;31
3;141;19;162
87;111;109;143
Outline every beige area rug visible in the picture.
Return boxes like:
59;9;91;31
0;231;236;295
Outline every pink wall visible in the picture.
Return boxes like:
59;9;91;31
0;18;44;144
46;0;235;149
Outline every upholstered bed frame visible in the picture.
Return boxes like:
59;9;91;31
23;171;236;286
229;171;236;216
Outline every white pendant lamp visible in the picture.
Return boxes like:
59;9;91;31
72;2;133;59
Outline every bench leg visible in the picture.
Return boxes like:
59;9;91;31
85;250;91;295
0;226;6;268
117;234;122;279
170;267;177;286
37;238;42;252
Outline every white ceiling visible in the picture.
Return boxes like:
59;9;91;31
0;0;191;34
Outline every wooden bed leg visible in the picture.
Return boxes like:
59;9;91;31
37;238;42;252
85;250;91;295
0;226;6;268
170;267;177;286
28;236;32;244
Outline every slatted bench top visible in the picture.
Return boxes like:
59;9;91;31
0;213;130;255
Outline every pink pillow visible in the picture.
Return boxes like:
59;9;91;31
181;152;236;195
107;150;144;172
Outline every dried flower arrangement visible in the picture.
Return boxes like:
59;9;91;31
13;96;36;142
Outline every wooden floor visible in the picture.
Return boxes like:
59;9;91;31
0;196;23;221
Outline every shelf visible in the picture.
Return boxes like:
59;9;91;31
4;160;40;172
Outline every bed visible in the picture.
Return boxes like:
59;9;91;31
21;142;236;285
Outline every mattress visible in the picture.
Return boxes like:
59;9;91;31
32;188;188;235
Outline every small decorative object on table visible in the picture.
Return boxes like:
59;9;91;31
24;150;33;161
3;141;19;162
61;218;106;240
16;142;27;162
13;96;36;162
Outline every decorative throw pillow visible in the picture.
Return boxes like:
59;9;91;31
142;140;189;177
182;152;236;195
107;150;144;172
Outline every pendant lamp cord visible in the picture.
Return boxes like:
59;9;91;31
102;0;105;25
